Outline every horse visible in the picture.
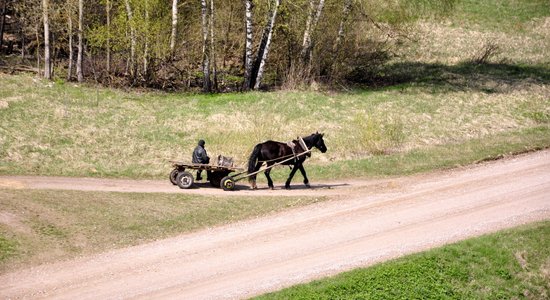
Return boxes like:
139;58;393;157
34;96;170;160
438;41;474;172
247;132;327;190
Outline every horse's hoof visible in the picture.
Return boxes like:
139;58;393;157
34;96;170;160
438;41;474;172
305;184;311;188
285;185;291;190
269;186;274;190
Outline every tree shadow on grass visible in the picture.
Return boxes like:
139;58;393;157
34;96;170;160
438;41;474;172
360;61;550;93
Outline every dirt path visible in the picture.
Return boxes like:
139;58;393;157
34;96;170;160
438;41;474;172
1;150;549;299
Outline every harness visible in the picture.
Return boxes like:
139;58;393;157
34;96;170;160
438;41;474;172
260;137;310;163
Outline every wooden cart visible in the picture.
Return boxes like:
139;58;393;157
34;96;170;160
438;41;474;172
169;159;243;189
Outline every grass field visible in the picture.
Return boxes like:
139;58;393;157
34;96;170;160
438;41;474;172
0;67;547;180
0;188;324;272
1;0;549;180
255;221;550;299
1;1;548;180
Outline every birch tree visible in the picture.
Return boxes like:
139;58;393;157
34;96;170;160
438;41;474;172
210;0;218;91
242;0;253;90
124;0;136;79
42;0;51;79
76;0;83;82
169;0;178;55
143;0;149;77
0;0;7;50
328;0;352;76
106;0;111;73
200;0;211;91
66;0;74;80
252;0;280;89
300;0;325;66
333;0;352;55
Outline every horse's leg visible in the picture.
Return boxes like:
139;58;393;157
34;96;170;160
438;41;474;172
298;165;310;188
250;161;263;190
285;164;300;190
265;163;275;190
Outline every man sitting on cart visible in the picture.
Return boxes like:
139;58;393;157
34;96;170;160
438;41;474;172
192;139;210;181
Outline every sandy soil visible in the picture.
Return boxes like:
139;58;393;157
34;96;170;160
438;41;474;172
0;150;549;299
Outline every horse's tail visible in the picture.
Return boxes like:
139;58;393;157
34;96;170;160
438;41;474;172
247;144;262;181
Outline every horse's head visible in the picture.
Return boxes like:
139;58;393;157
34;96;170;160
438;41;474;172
307;132;327;153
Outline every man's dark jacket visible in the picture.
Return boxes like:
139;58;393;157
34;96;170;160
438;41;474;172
192;140;209;164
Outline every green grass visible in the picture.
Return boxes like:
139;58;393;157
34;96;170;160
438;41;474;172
452;0;550;32
0;236;17;262
0;188;325;271
255;221;550;299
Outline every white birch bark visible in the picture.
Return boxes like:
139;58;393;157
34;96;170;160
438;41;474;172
201;0;211;91
300;0;325;65
333;0;352;54
106;0;111;73
143;0;149;76
76;0;83;82
42;0;51;79
0;0;7;49
242;0;253;90
210;0;217;91
67;2;73;80
35;25;40;74
124;0;136;78
21;19;25;58
170;0;178;55
253;0;280;90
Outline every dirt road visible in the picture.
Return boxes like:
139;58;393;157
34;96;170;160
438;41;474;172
1;150;549;299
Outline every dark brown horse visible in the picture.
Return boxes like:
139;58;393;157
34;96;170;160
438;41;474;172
247;132;327;190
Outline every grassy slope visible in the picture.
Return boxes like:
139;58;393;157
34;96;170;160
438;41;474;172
0;188;324;272
256;221;550;299
0;71;547;180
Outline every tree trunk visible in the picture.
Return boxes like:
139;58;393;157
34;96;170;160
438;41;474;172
76;0;83;82
300;0;325;66
210;0;217;91
0;0;7;50
201;0;211;92
20;19;25;58
222;1;234;69
242;0;253;90
333;0;352;55
67;3;73;80
328;0;352;77
124;0;136;80
42;0;51;79
106;0;111;73
143;0;149;78
170;0;178;56
35;25;40;74
252;0;280;90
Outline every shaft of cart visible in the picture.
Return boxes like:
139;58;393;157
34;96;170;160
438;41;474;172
219;147;313;191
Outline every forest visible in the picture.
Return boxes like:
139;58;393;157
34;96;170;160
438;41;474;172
0;0;456;92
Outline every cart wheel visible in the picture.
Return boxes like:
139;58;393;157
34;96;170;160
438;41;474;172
209;171;230;188
221;176;235;191
176;171;194;189
169;169;179;185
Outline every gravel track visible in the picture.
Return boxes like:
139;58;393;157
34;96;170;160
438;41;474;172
0;150;549;299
